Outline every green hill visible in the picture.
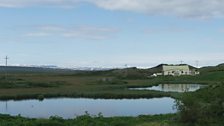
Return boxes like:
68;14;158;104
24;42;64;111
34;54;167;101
0;66;78;74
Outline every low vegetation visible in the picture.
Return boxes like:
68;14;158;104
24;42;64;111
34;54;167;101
0;72;175;100
0;76;65;89
176;83;224;126
0;114;179;126
0;64;223;125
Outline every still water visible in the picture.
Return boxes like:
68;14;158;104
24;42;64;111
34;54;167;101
0;97;176;119
130;84;206;92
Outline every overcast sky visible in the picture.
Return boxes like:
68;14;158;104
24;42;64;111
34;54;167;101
0;0;224;68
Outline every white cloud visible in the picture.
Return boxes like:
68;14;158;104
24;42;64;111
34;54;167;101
90;0;224;19
25;25;119;40
25;32;51;37
0;0;83;8
144;27;188;34
1;0;224;19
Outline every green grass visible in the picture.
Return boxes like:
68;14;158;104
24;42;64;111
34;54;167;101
0;69;223;100
176;82;224;126
0;73;174;100
0;77;65;89
0;114;181;126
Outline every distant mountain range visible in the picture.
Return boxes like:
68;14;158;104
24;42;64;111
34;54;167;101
0;65;112;74
0;66;74;73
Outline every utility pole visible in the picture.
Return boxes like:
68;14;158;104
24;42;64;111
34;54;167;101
4;56;9;111
124;64;128;78
196;60;199;68
180;60;184;65
5;56;9;66
124;64;128;68
4;56;9;80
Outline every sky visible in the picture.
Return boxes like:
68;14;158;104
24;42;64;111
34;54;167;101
0;0;224;68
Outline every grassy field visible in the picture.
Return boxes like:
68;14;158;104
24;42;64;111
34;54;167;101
0;65;223;100
0;65;223;126
0;73;175;100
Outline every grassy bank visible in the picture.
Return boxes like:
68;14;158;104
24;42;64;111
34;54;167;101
0;114;181;126
176;82;224;126
0;82;223;126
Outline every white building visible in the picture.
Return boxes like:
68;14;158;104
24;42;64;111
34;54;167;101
154;64;199;76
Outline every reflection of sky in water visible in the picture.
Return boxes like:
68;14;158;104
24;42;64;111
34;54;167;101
0;97;176;119
130;84;206;92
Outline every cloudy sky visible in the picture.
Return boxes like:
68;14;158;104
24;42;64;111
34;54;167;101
0;0;224;68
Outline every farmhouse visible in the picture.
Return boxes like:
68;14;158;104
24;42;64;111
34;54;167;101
152;64;199;76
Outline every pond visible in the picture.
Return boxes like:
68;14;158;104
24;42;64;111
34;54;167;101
129;84;206;92
0;97;176;119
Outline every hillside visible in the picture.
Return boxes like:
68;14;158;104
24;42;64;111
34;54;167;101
199;63;224;73
0;66;78;74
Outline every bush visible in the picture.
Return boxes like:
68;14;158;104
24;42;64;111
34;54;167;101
176;83;224;125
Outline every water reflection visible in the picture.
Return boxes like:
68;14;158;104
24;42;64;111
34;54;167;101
0;97;176;119
130;84;206;92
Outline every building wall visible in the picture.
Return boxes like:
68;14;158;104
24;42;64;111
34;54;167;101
162;65;190;76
